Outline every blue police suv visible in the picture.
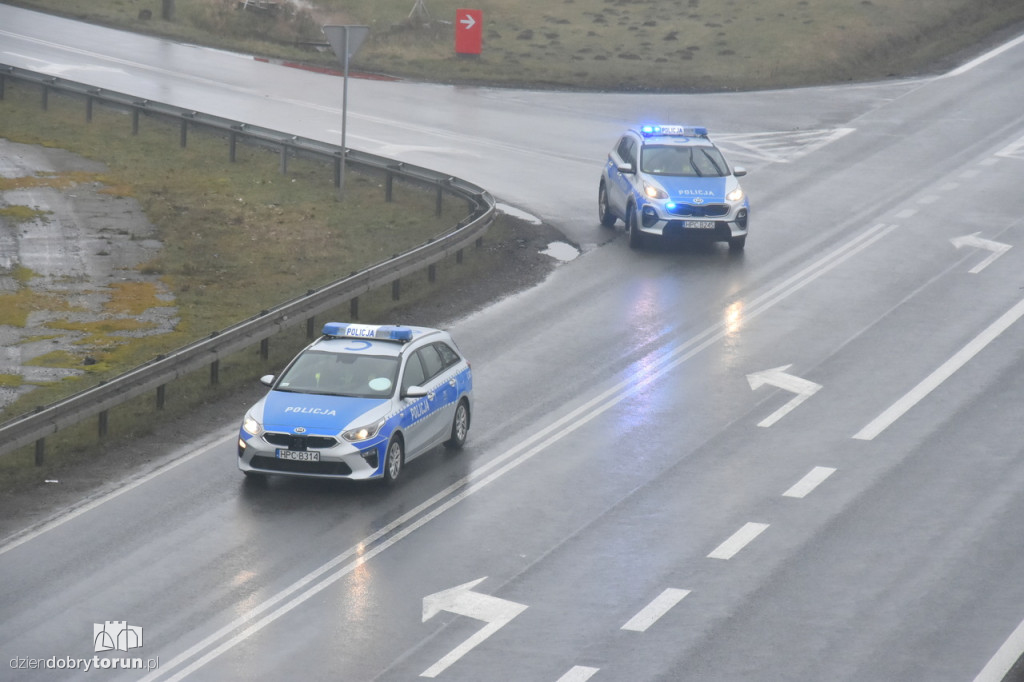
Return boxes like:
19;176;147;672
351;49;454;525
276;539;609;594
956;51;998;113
598;125;749;250
238;323;472;485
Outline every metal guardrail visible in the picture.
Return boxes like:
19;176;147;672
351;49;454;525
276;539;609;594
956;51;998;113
0;63;496;460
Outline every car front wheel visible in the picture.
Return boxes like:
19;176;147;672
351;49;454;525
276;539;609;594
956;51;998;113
383;437;404;485
627;206;644;249
445;400;470;449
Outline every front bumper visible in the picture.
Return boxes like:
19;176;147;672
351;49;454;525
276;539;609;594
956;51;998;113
237;429;386;480
637;203;748;241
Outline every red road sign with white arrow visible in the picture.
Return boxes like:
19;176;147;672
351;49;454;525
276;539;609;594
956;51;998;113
455;8;482;55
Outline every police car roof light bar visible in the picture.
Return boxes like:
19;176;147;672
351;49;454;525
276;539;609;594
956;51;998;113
321;322;414;342
639;125;708;138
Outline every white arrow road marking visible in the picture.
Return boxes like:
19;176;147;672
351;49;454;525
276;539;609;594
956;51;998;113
996;133;1024;160
421;578;527;678
950;232;1011;273
783;466;836;498
747;364;823;427
459;14;476;30
854;296;1024;441
621;588;691;632
708;523;769;560
557;666;600;682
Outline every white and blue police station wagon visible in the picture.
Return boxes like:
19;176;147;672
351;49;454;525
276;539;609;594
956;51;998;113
238;323;472;485
598;125;749;251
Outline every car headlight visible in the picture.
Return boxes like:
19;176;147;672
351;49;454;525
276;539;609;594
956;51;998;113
727;186;745;202
643;183;668;200
242;415;262;436
342;418;386;443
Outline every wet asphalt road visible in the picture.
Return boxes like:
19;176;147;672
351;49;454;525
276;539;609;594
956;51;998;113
2;6;1024;681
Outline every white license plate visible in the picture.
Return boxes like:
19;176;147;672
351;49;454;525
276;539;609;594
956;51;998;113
683;220;716;230
277;449;320;462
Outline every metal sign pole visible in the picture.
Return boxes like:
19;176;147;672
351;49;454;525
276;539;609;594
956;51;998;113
340;25;350;198
322;25;369;200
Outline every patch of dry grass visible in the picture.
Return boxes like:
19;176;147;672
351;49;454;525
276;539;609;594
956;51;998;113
8;0;1024;90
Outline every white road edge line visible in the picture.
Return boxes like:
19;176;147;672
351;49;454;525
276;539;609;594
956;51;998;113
783;466;836;498
129;222;893;681
707;523;769;560
853;296;1024;441
942;32;1024;78
0;432;234;557
621;588;691;632
974;617;1024;682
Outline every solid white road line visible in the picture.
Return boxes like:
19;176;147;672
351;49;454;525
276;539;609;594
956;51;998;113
783;466;836;499
621;588;691;632
974;617;1024;682
707;523;770;560
853;296;1024;441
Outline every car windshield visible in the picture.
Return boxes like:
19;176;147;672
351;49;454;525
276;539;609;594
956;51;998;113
275;350;399;398
641;144;729;177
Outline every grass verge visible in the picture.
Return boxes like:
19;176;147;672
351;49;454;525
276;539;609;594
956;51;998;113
7;0;1024;91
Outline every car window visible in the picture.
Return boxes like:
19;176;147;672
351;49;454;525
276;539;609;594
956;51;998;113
401;352;427;393
616;136;636;167
435;342;460;368
277;350;398;398
641;145;728;177
418;344;445;380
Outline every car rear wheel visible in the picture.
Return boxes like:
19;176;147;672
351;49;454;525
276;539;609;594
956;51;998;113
598;183;617;227
627;206;644;249
444;400;470;449
383;437;404;485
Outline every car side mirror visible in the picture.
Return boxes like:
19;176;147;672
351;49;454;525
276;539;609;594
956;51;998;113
403;385;428;399
617;163;635;174
733;166;747;177
260;374;275;386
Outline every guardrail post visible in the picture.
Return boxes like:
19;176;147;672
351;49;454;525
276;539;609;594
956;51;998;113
260;337;269;361
35;438;44;466
306;317;315;340
350;296;359;320
132;107;140;135
435;184;443;217
457;249;464;264
98;410;108;438
386;172;394;202
392;279;401;301
180;117;188;147
229;132;237;162
333;152;342;188
210;359;219;385
156;384;166;409
428;264;436;283
0;74;5;100
281;138;295;175
86;96;94;122
41;83;49;110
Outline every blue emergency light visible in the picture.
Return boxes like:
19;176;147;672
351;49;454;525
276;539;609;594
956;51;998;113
322;322;414;342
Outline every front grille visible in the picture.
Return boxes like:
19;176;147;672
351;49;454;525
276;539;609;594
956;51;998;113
250;455;353;476
263;433;338;449
667;203;729;217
